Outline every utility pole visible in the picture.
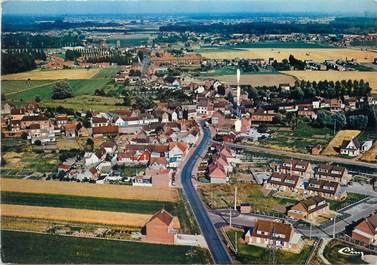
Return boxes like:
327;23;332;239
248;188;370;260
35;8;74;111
309;222;312;240
234;186;237;211
229;207;232;228
333;215;336;239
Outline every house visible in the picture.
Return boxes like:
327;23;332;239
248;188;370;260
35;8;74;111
276;160;312;180
55;115;68;128
208;163;227;184
311;144;322;155
361;140;373;153
313;164;350;185
100;141;117;155
63;123;77;138
352;214;377;245
245;220;303;252
168;142;188;168
84;152;102;167
21;115;50;129
28;126;56;144
196;98;214;117
264;173;301;192
250;110;275;123
149;157;168;170
92;125;119;137
288;196;330;221
240;203;252;214
91;116;108;127
145;168;172;187
306;179;346;200
144;209;177;244
340;138;361;157
116;150;150;165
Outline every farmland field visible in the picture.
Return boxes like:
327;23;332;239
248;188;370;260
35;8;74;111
200;48;377;63
42;95;123;112
0;179;179;202
322;130;361;156
360;141;377;162
209;73;296;87
2;68;99;80
1;204;154;227
282;71;377;94
1;230;211;264
1;191;177;215
259;120;333;153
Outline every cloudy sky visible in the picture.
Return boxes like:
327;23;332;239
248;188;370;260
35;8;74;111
2;0;377;15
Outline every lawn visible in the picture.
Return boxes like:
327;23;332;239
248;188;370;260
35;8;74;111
2;80;55;95
328;193;367;211
7;79;112;101
1;191;177;215
1;230;211;264
227;230;313;264
2;69;99;80
2;151;59;175
42;95;123;112
92;66;121;79
323;240;365;265
259;120;333;153
198;183;295;213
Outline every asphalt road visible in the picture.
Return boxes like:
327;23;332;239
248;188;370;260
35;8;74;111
219;141;377;170
181;123;231;264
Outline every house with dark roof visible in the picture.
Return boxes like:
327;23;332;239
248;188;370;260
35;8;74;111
245;219;303;252
264;172;301;192
314;164;350;185
144;209;177;244
340;138;361;157
276;160;312;180
288;196;329;221
352;214;377;245
306;179;346;200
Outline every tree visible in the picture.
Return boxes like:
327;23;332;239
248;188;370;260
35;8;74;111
65;49;81;61
313;110;333;128
332;112;347;130
348;115;368;130
291;87;304;100
52;81;73;100
217;85;225;96
257;124;268;133
35;96;41;102
34;140;42;146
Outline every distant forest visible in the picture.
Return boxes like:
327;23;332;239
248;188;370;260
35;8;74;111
160;17;377;35
2;33;83;49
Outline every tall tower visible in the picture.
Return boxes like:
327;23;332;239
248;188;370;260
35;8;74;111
235;69;242;132
236;68;241;108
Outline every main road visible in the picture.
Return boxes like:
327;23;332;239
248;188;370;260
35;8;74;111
181;123;232;264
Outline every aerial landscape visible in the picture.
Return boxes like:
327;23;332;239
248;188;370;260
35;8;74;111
1;0;377;264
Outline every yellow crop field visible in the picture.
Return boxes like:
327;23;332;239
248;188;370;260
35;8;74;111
322;130;361;156
200;48;377;63
360;142;377;162
209;74;296;87
2;69;99;80
1;204;152;227
283;71;377;94
0;179;178;202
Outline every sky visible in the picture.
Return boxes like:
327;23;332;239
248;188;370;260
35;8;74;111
2;0;377;16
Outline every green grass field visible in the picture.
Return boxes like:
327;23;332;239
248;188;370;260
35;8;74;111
260;120;333;153
1;230;211;264
196;41;335;53
4;67;120;101
227;230;312;264
1;191;177;215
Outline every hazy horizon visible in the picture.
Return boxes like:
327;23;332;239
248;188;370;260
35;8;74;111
2;0;377;16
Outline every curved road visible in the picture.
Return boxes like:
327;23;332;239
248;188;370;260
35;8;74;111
181;123;231;264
